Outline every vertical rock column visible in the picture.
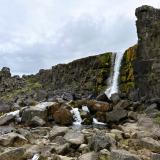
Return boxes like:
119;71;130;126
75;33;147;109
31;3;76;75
135;5;160;99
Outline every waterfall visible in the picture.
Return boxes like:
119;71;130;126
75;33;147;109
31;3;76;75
32;154;40;160
71;108;82;125
105;52;124;98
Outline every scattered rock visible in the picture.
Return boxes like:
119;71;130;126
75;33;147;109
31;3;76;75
51;142;70;155
140;137;160;153
89;131;115;152
0;101;11;113
79;144;89;154
0;114;15;126
30;116;46;126
99;149;111;160
111;149;140;160
151;152;160;160
110;93;120;104
64;130;85;146
106;108;128;124
0;132;28;147
128;111;138;120
78;152;99;160
0;126;16;135
0;147;26;160
49;126;69;140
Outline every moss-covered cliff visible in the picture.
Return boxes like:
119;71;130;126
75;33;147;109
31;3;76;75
119;45;138;95
0;52;113;103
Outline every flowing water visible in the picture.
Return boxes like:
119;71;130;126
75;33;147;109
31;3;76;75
71;108;82;125
105;52;124;98
32;154;40;160
93;118;106;125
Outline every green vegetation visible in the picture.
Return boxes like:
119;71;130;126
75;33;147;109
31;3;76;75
93;52;113;94
98;52;112;68
1;76;42;103
154;113;160;124
119;45;138;93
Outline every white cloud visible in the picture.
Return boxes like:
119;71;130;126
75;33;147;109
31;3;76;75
0;0;159;74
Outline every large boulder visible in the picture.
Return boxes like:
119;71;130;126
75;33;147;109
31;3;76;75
21;102;54;125
53;108;73;125
87;100;112;113
96;93;111;102
106;108;128;124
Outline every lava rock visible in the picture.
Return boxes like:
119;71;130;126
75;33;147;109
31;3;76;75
49;126;69;140
78;152;99;160
64;130;85;146
111;149;140;160
106;108;128;124
53;108;73;125
0;132;28;147
0;114;15;126
0;147;26;160
110;93;120;104
96;93;111;103
89;131;115;152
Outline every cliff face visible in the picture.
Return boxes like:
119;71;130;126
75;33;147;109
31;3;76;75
119;45;137;96
0;53;113;103
37;53;113;96
135;5;160;99
120;5;160;100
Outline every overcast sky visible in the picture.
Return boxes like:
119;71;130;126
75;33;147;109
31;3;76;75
0;0;159;75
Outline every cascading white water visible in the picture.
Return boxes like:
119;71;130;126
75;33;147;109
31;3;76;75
71;108;82;125
105;52;124;98
93;118;106;125
32;154;40;160
82;105;90;113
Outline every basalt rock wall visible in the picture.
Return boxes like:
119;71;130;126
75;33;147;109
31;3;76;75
0;53;113;103
135;5;160;99
37;53;113;96
120;5;160;100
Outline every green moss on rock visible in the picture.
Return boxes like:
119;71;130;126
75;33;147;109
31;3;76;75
95;52;113;94
119;45;138;94
1;77;42;103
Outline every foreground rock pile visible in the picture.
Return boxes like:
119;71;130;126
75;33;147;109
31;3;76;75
0;92;160;160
